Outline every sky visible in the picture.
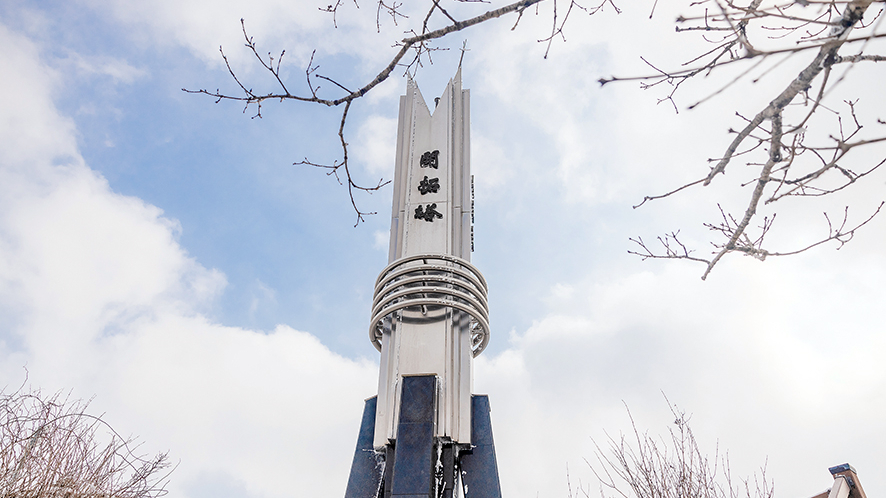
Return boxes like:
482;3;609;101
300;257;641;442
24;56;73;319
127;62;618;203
1;1;885;497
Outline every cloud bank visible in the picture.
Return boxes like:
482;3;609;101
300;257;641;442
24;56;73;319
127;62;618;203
2;3;885;498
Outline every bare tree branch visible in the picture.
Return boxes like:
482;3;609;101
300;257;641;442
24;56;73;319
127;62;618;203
187;0;886;278
622;0;886;277
184;0;565;224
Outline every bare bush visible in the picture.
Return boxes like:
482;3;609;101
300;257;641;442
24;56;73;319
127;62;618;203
0;385;171;498
577;403;772;498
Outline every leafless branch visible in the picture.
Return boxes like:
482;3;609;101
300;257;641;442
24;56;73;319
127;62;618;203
295;100;391;226
624;0;886;277
537;0;620;59
188;0;886;278
587;399;773;498
185;0;574;224
0;383;172;498
628;232;710;264
630;201;883;279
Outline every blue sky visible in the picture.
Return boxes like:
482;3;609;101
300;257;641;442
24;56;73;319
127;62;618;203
2;1;886;497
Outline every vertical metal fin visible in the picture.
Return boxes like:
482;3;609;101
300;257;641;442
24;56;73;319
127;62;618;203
345;397;383;498
382;445;395;498
460;395;502;498
440;443;456;498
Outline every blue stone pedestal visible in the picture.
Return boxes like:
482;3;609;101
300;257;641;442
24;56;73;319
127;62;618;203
344;378;502;498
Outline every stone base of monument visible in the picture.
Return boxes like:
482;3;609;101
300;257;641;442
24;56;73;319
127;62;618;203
344;375;502;498
459;395;502;498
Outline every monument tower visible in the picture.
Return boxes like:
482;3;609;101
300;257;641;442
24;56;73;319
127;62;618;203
344;69;502;498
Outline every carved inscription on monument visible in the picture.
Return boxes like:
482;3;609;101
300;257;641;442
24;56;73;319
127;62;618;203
418;176;440;195
414;203;443;222
420;150;439;169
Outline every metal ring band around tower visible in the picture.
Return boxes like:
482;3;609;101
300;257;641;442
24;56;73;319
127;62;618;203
370;254;490;357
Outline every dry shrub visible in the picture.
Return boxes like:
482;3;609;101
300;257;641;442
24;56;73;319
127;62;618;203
577;402;772;498
0;385;171;498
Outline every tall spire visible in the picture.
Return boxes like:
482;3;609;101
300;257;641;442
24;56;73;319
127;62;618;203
345;70;501;498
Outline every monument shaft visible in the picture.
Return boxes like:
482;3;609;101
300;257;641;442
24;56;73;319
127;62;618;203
347;69;499;498
371;68;487;449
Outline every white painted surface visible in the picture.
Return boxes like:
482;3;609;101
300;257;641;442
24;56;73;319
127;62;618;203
374;69;479;448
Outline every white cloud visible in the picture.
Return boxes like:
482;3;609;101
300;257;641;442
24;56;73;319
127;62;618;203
63;52;148;84
82;0;441;78
354;114;398;177
0;24;76;167
4;4;886;498
248;279;278;317
470;132;515;195
0;20;377;498
476;254;886;497
373;229;389;251
98;319;377;498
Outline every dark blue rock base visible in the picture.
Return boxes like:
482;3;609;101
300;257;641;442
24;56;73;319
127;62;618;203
459;395;502;498
345;396;383;498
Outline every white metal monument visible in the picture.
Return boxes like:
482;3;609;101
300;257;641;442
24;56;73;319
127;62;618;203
345;69;501;498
